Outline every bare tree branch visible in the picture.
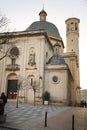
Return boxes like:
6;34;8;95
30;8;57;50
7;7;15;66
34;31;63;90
0;13;8;32
0;46;10;61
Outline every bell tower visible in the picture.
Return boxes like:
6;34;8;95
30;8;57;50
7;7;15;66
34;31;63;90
65;18;80;57
65;18;80;105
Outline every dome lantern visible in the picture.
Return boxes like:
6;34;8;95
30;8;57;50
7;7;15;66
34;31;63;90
39;9;47;21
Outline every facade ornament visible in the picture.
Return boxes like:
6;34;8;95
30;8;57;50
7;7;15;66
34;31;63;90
28;53;35;66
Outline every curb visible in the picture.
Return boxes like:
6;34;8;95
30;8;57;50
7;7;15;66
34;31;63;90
0;125;21;130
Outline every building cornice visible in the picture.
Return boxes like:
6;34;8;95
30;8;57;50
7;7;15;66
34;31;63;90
0;30;53;50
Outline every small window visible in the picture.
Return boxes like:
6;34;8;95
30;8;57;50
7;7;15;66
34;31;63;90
11;59;15;65
67;28;69;31
31;78;33;86
67;24;69;31
75;23;78;30
46;52;48;58
52;76;58;83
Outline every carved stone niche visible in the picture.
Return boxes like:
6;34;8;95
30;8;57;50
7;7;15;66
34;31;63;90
28;53;36;66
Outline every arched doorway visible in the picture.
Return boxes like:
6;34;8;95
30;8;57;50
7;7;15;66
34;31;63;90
7;74;18;99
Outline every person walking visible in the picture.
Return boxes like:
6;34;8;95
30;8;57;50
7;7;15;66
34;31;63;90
0;98;4;115
0;92;7;106
0;92;7;115
0;92;7;125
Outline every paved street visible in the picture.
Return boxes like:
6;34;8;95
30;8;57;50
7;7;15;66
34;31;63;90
0;101;87;130
0;101;70;130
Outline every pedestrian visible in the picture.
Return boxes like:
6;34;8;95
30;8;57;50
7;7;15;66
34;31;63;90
0;92;7;106
84;101;86;108
0;92;7;115
0;98;4;115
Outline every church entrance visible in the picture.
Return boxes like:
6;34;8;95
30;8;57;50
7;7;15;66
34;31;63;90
7;74;18;99
7;80;18;99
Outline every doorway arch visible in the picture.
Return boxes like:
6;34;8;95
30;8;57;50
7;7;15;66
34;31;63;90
7;73;18;99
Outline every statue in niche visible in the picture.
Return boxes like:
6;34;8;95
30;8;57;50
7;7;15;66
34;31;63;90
28;53;35;66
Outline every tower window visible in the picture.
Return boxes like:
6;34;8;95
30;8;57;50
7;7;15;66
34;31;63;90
71;22;74;24
67;28;69;31
75;27;77;30
67;24;69;31
75;23;78;30
46;52;48;58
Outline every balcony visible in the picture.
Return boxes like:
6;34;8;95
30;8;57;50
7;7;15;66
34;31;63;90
6;64;20;71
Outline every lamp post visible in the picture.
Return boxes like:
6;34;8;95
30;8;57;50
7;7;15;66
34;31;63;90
16;86;19;108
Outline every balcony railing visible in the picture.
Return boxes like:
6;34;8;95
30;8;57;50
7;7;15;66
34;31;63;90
6;64;20;71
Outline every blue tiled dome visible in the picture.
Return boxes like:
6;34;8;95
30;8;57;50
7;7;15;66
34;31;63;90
26;21;60;38
47;54;65;64
25;9;60;38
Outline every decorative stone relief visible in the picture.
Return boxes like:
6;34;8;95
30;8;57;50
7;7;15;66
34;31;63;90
28;53;35;66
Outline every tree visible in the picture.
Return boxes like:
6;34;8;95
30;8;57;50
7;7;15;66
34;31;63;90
0;33;11;61
16;76;24;108
0;13;10;61
42;91;50;104
0;13;8;32
42;91;50;101
31;80;40;105
16;76;41;107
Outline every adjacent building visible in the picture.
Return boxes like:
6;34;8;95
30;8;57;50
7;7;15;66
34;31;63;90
81;89;87;102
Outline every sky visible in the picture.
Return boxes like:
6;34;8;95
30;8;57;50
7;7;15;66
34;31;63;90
0;0;87;89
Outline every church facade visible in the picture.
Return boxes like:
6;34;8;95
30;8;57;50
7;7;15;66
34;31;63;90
0;9;80;105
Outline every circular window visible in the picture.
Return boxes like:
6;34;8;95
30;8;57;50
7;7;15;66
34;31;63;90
52;76;58;83
10;47;19;58
10;47;19;56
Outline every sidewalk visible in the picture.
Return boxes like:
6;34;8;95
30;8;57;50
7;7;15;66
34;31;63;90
37;107;87;130
0;101;87;130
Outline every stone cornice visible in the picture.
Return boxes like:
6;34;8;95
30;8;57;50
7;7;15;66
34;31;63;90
0;30;53;50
